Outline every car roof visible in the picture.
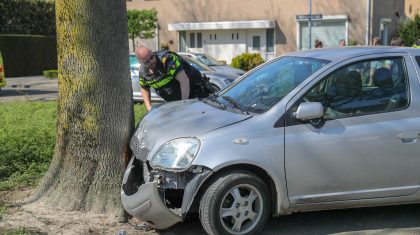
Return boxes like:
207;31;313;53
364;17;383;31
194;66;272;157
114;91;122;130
286;46;419;61
178;52;203;56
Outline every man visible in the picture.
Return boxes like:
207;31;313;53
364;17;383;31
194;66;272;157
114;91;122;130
372;37;381;46
390;37;405;46
339;39;346;47
135;46;211;111
413;39;420;48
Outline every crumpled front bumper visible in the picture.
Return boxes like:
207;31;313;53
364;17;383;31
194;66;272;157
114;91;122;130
121;181;182;229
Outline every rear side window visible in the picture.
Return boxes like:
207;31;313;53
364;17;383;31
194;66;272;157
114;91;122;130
416;56;420;68
303;57;409;119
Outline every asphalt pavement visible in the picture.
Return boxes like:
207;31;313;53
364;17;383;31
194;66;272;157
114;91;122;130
0;76;58;102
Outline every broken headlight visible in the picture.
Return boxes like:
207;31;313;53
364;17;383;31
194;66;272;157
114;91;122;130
150;138;200;171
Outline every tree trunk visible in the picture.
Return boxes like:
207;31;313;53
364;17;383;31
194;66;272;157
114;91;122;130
27;0;134;218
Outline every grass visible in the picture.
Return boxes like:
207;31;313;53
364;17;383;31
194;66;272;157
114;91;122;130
0;101;147;191
0;228;30;235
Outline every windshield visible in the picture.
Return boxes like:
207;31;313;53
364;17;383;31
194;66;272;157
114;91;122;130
129;54;138;66
181;55;214;71
196;54;220;66
213;56;330;114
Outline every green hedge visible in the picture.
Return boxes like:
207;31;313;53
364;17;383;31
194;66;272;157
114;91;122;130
43;69;58;79
231;53;265;71
0;0;56;36
0;34;57;77
397;14;420;47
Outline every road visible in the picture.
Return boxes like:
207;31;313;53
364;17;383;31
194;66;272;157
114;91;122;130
163;204;420;234
0;76;58;102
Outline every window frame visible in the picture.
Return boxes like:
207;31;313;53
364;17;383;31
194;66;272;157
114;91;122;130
285;56;411;127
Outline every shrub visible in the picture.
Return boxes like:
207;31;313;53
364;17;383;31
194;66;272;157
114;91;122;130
349;39;360;46
0;0;56;36
0;34;57;77
231;53;265;71
160;43;169;50
43;69;58;78
397;14;420;47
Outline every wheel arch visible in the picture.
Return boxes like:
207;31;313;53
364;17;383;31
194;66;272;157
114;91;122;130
190;164;278;216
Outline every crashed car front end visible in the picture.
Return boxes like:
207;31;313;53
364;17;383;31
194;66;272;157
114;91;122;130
121;125;212;229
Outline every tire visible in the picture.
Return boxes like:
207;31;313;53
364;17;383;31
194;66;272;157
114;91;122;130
199;171;270;235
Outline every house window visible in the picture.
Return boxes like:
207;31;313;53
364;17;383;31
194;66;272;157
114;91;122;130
197;33;202;48
253;36;260;50
190;33;195;48
179;31;186;52
298;18;347;49
266;29;274;52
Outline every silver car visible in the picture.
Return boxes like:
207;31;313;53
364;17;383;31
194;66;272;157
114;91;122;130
122;47;420;235
130;53;239;103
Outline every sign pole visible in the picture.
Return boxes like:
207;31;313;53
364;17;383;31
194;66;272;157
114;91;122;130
309;0;312;49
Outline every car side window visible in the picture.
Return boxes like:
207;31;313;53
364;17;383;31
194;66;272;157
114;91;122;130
303;57;409;119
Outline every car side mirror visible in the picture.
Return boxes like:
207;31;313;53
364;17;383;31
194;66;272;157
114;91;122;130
294;102;324;120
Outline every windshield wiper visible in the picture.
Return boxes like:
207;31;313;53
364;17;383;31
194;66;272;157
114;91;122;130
221;95;249;115
205;93;226;110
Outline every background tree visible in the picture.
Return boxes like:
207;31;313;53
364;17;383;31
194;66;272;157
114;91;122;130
127;9;157;52
397;14;420;46
27;0;134;218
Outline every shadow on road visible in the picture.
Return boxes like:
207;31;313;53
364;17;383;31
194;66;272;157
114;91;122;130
0;89;58;97
158;204;420;234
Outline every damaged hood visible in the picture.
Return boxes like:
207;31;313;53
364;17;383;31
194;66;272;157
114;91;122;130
132;99;250;152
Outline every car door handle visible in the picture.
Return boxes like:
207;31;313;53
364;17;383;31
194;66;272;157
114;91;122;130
398;131;420;143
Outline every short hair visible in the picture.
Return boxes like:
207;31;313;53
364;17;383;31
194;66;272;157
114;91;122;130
315;39;323;48
390;37;405;46
372;37;381;45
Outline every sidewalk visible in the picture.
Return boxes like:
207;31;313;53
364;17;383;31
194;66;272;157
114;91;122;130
0;76;58;103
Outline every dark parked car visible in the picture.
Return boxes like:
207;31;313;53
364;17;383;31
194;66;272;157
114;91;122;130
130;53;239;103
179;52;245;76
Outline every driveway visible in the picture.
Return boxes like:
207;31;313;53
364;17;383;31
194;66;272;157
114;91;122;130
0;76;58;102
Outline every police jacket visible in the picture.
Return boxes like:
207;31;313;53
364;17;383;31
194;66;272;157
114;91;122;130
139;50;205;101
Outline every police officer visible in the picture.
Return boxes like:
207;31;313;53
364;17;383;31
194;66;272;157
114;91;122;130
135;46;211;111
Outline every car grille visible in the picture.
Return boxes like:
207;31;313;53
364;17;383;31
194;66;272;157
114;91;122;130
130;136;149;162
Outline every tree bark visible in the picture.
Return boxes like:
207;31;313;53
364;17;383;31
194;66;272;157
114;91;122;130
27;0;133;218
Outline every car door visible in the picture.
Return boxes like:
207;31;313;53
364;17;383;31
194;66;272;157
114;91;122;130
284;54;420;204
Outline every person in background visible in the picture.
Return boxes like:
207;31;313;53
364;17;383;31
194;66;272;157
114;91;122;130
135;46;212;111
372;37;381;46
390;36;405;46
315;39;323;48
413;39;420;48
339;39;346;47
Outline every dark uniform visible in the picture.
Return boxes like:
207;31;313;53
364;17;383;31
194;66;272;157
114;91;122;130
139;50;211;101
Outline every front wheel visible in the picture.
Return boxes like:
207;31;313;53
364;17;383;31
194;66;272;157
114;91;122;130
199;171;270;235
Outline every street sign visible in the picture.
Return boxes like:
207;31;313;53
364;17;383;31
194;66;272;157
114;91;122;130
296;14;323;20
